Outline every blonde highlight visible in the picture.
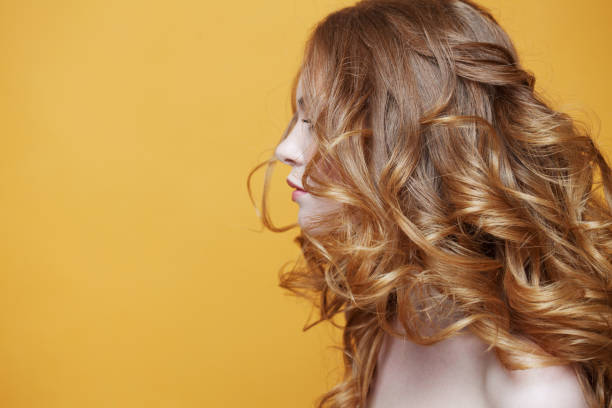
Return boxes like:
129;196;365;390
249;0;612;406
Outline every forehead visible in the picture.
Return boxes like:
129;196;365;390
295;78;304;105
296;77;305;111
296;76;303;97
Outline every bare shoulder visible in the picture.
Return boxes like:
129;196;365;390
485;361;588;408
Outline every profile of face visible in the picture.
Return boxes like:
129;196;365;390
274;78;342;231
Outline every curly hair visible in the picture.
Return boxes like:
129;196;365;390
248;0;612;406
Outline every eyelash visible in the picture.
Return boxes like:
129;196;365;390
301;119;312;127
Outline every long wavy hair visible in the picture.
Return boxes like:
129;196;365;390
248;0;612;406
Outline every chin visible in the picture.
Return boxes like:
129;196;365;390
297;212;317;230
297;201;343;234
297;214;311;230
298;213;334;236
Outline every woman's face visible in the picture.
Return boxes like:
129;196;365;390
275;78;341;230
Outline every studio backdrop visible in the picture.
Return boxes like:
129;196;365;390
0;0;610;407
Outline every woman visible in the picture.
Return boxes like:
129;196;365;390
249;0;611;406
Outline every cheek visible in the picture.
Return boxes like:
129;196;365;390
308;155;342;187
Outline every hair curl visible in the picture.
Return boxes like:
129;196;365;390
248;0;612;406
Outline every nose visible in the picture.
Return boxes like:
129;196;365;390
274;119;308;167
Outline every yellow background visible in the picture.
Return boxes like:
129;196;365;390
0;0;610;406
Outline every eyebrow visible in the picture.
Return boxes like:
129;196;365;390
297;96;305;111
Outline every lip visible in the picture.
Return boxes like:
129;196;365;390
287;178;308;202
291;189;307;202
287;178;305;191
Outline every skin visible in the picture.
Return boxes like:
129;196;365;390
367;318;588;408
274;78;341;230
275;77;588;408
